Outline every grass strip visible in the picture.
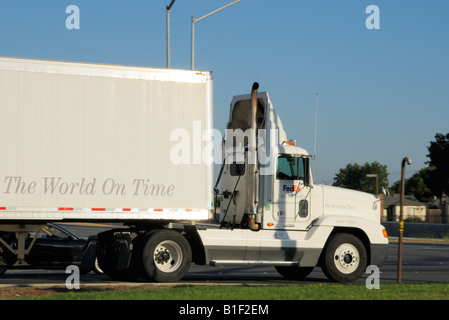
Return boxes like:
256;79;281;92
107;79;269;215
8;283;449;300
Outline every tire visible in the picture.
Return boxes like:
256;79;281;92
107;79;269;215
275;266;314;280
142;230;192;282
321;233;367;283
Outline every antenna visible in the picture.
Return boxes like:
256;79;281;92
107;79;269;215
313;93;318;160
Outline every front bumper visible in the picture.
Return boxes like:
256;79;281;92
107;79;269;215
370;243;389;267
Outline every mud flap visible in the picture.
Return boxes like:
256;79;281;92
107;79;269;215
97;229;133;275
115;233;133;270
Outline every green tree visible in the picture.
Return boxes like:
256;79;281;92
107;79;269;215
390;167;434;203
426;133;449;197
333;161;388;194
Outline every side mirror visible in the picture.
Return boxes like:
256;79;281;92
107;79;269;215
303;157;310;187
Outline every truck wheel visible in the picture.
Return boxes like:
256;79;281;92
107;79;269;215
321;233;367;283
142;230;192;282
275;266;314;280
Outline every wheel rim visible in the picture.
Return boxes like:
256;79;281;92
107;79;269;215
333;243;359;274
153;240;183;273
94;258;103;274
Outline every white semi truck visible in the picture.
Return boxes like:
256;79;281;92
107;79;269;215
0;57;388;283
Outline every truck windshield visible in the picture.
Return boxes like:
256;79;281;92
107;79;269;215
276;155;305;180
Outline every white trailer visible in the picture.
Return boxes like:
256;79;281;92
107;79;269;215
0;57;388;283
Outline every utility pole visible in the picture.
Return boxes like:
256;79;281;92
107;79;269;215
191;0;241;70
397;156;411;284
166;0;176;68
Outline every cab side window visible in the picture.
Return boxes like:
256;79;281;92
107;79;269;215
276;155;305;180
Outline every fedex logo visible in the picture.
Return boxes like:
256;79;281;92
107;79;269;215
283;185;301;192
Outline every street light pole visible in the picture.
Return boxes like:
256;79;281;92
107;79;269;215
166;0;176;68
397;156;412;284
366;173;379;195
191;0;241;70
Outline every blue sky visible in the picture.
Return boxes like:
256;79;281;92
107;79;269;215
1;0;448;188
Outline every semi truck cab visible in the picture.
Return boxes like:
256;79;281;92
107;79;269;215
197;83;388;283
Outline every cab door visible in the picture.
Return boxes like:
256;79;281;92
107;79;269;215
271;154;311;230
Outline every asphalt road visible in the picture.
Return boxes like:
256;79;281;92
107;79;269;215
1;237;448;287
187;241;449;285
